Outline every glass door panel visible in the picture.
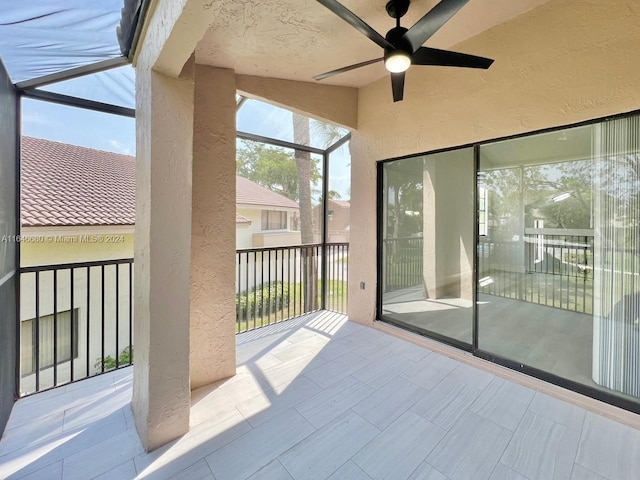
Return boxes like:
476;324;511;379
380;148;474;345
478;119;640;405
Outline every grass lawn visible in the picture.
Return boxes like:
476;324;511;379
236;279;347;333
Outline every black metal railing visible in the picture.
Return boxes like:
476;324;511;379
478;233;594;313
383;237;423;292
19;258;134;395
235;243;348;333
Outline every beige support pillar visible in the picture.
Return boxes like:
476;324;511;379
132;65;194;452
422;151;474;301
190;65;237;389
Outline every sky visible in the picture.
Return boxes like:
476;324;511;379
21;74;352;200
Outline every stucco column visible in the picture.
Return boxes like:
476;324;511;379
347;133;378;326
133;65;193;452
190;65;237;389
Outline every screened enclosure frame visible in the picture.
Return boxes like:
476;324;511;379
10;71;352;390
236;127;352;311
376;107;640;415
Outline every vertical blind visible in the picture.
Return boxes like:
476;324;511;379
21;310;75;376
593;115;640;398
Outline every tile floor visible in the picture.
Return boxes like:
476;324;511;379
1;311;639;480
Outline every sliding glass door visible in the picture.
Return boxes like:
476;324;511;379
380;148;474;346
378;112;640;410
478;117;640;405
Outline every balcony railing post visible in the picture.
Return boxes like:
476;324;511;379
19;258;134;396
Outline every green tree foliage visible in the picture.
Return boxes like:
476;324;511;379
237;140;320;202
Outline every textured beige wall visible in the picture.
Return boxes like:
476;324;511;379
190;65;237;389
132;0;227;452
348;0;640;325
236;75;358;129
133;63;194;452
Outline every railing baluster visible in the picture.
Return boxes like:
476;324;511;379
101;265;105;373
253;251;257;329
86;266;90;378
129;262;133;365
35;271;40;393
115;264;120;369
53;269;58;387
70;267;74;382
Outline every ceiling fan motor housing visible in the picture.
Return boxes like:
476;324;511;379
385;26;413;57
385;0;411;19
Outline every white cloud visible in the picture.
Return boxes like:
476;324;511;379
108;139;132;156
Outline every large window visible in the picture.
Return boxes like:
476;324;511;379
261;210;288;230
378;112;640;411
478;118;640;405
21;309;79;376
379;148;474;346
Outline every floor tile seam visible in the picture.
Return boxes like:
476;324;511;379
1;409;65;441
328;410;384;474
0;409;127;468
86;458;136;480
526;391;589;430
57;421;133;469
494;391;537;478
350;409;445;479
406;460;450;480
256;417;317;476
62;398;128;432
407;380;481;428
275;457;295;480
572;460;611;480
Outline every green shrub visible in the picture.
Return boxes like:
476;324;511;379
95;346;133;371
236;282;290;320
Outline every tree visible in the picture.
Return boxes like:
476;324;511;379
293;113;318;311
236;141;320;201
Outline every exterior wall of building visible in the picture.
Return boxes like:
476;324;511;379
312;200;350;243
236;207;300;249
18;225;134;393
348;0;640;326
20;226;134;267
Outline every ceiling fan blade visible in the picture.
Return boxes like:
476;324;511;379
314;58;383;81
391;72;405;102
316;0;394;50
412;47;494;69
403;0;469;52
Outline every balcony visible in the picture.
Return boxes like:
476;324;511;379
2;310;639;480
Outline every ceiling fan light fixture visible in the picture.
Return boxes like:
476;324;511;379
384;50;411;73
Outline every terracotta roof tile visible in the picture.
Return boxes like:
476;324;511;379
21;137;299;227
21;137;135;227
236;176;298;209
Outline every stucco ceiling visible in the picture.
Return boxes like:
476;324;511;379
195;0;551;88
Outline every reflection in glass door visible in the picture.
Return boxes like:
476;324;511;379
380;148;474;346
477;118;640;406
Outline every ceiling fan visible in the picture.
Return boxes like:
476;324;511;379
313;0;494;102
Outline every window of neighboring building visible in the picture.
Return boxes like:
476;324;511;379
21;309;79;376
261;210;287;230
328;210;334;221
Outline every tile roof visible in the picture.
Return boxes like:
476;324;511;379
21;136;136;227
330;199;350;208
21;137;298;227
235;214;251;224
236;176;299;209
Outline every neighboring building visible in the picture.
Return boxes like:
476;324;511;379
20;137;135;392
313;199;350;243
18;137;302;391
236;176;301;249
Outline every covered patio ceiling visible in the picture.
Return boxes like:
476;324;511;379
195;0;550;88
